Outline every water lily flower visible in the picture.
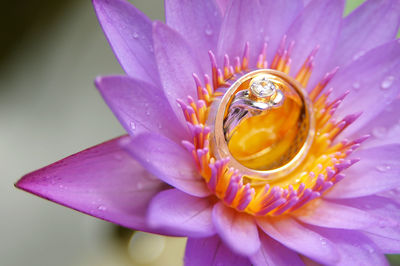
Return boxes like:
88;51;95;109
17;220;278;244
16;0;400;265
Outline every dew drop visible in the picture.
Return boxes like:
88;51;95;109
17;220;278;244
132;32;139;39
376;164;391;172
145;110;150;116
352;81;360;91
367;246;375;254
352;50;365;60
320;238;327;246
381;76;395;90
130;121;136;131
205;25;213;36
372;126;386;138
97;205;107;211
378;220;387;228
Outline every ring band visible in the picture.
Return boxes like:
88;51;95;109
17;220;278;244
208;69;315;181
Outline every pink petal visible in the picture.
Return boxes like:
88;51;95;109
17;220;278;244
328;40;400;138
185;235;251;266
257;217;339;265
326;144;400;199
285;0;344;89
215;0;230;15
250;233;303;266
329;0;400;69
95;75;187;142
309;226;388;266
217;0;302;66
153;21;204;125
16;136;171;234
122;133;211;197
147;189;215;238
92;0;160;85
165;0;222;73
295;199;380;230
212;202;260;256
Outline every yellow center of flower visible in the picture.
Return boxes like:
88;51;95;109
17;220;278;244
178;39;362;217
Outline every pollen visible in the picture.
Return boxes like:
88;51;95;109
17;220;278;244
177;36;365;217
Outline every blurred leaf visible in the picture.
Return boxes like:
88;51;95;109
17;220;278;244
387;254;400;266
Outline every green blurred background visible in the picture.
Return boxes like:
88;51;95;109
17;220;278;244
1;0;399;265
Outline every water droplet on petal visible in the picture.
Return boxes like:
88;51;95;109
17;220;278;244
352;51;365;60
130;121;136;131
205;25;213;36
376;164;391;172
98;205;107;211
381;76;395;90
352;81;360;91
132;32;139;39
367;246;375;254
372;126;386;138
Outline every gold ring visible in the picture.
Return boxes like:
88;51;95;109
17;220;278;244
208;69;315;181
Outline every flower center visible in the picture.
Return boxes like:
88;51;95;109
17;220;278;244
178;39;364;216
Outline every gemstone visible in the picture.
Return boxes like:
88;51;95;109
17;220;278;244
250;76;276;98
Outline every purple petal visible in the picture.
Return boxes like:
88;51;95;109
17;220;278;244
165;0;222;73
260;0;303;63
328;40;400;138
331;195;400;224
285;0;344;89
217;0;265;66
122;133;210;197
257;217;339;265
217;0;302;66
326;144;400;199
333;195;400;253
153;21;204;125
329;0;400;69
215;0;230;15
95;75;187;142
93;0;159;85
185;235;251;266
309;226;388;265
212;202;260;256
15;136;172;235
250;233;304;266
365;231;400;254
147;189;215;237
356;98;400;148
295;199;380;230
